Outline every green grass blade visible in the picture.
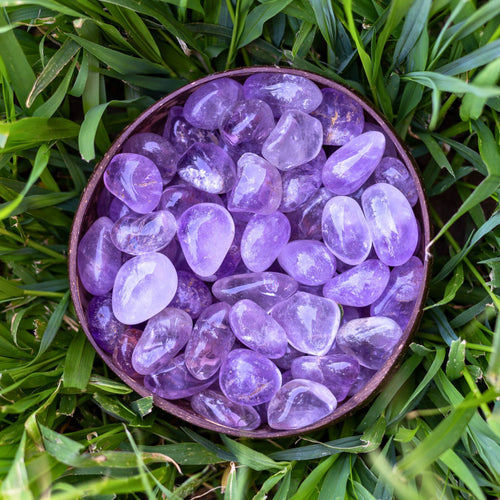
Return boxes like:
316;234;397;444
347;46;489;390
0;432;33;500
289;454;338;500
62;331;95;390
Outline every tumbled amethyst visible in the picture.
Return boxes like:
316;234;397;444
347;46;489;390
373;157;418;207
191;390;261;430
132;307;192;375
112;253;178;324
184;302;235;380
103;153;162;214
219;349;282;406
363;121;398;158
270;292;341;355
348;366;376;396
177;203;235;277
278;240;335;286
159;184;222;220
113;328;142;377
177;143;236;194
262;110;323;170
323;260;390;307
241;212;291;272
279;161;323;213
87;294;126;353
108;197;137;222
311;88;364;145
322;132;385;195
361;183;418;266
169;271;212;319
78;217;121;296
267;379;337;430
183;78;243;130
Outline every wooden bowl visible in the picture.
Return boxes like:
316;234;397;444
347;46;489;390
69;67;431;438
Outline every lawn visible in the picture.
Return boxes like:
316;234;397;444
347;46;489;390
1;0;500;498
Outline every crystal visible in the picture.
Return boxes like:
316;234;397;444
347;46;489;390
113;328;142;377
131;307;192;375
323;259;390;307
311;88;364;145
220;99;275;146
227;153;282;215
103;153;162;213
322;132;385;195
229;299;288;358
108;197;137;222
212;272;298;310
270;292;341;355
122;132;178;185
348;366;376;396
267;379;337;430
241;212;291;272
183;78;243;130
87;294;126;353
363;122;398;158
278;240;335;286
274;343;302;370
291;354;359;402
111;210;177;255
243;73;323;117
78;217;121;296
177;143;236;194
336;316;403;370
185;302;235;380
112;253;178;325
262;110;323;170
219;349;282;406
191;390;261;430
361;183;418;266
221;139;262;163
170;271;212;319
373;157;418;206
144;354;216;399
177;203;235;277
159;184;222;220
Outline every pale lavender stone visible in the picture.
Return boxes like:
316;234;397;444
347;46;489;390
291;354;359;402
243;73;323;117
241;212;291;272
191;390;261;430
370;257;424;329
184;78;243;130
112;253;178;324
104;153;162;214
322;195;372;265
177;203;235;277
267;379;337;430
131;308;192;375
159;184;222;220
177;143;236;194
111;210;177;255
322;132;385;195
163;106;218;154
108;197;137;222
336;317;403;370
262;110;323;170
278;240;335;286
373;157;418;206
311;88;364;145
87;294;126;353
363;122;398;158
229;299;288;358
274;343;302;370
144;354;216;399
170;271;212;319
219;349;282;405
212;272;298;310
113;328;142;377
361;183;419;266
227;153;282;215
279;161;323;213
220;99;275;146
78;217;121;296
270;292;341;355
185;302;235;380
323;260;390;307
122;132;178;185
348;366;377;396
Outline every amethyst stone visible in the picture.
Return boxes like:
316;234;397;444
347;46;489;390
177;143;236;194
279;161;323;213
113;328;142;377
311;88;364;145
241;212;291;272
348;366;377;396
267;379;337;430
108;197;137;222
363;122;398;158
112;253;178;325
170;271;212;319
361;183;418;266
87;294;126;353
322;132;385;195
103;153;162;214
159;185;222;220
177;203;235;277
131;308;192;375
221;139;263;163
219;349;282;406
373;157;418;207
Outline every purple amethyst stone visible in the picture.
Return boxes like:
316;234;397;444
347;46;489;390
170;271;212;319
87;294;126;353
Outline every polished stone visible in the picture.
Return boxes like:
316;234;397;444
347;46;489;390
170;271;212;319
373;156;418;206
159;184;222;220
113;328;142;377
87;294;126;353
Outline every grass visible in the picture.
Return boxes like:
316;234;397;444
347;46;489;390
0;0;500;498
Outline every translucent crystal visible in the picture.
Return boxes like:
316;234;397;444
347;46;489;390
363;122;398;158
373;157;418;206
87;294;126;353
113;328;142;377
170;271;212;319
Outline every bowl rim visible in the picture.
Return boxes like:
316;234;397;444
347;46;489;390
69;65;432;439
